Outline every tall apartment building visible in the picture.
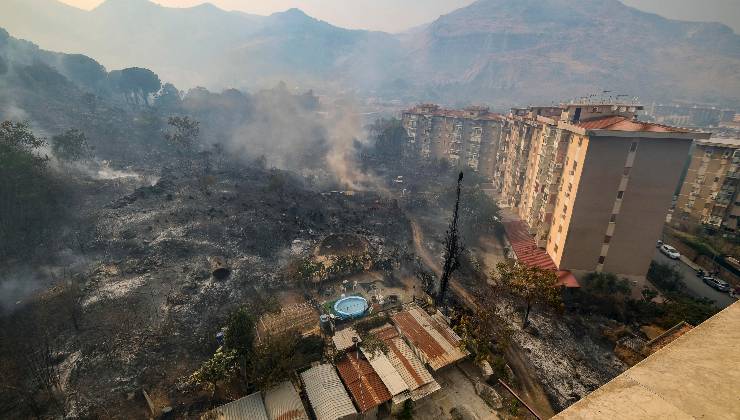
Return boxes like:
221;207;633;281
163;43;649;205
401;104;503;178
675;138;740;232
401;102;710;278
502;104;710;278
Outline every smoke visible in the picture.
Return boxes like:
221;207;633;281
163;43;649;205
323;104;385;191
217;86;383;191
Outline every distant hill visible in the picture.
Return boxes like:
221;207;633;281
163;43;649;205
1;0;739;106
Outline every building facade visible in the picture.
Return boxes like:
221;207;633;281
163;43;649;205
401;104;503;178
402;101;710;279
675;138;740;232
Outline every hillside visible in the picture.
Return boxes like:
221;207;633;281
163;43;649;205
0;0;738;106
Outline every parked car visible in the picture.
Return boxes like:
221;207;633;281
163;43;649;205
702;276;732;292
659;244;680;259
656;240;663;248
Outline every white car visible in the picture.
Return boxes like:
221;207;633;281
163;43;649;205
660;244;680;259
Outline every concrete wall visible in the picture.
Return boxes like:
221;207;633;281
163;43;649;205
605;137;692;276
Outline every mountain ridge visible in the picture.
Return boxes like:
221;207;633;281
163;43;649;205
0;0;738;106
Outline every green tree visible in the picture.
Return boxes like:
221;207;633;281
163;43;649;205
495;262;561;327
51;129;93;162
111;67;161;106
0;121;61;260
164;116;200;155
189;347;238;395
224;307;256;357
155;82;183;111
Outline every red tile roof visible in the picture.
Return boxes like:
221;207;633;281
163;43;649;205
335;351;392;412
502;220;558;270
577;116;688;133
556;270;580;288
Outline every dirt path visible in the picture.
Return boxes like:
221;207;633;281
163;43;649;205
408;215;556;418
410;218;442;277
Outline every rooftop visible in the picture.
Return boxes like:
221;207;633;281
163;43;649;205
371;324;441;401
696;137;740;148
335;351;393;412
300;364;357;420
332;327;361;351
576;115;688;133
263;381;309;420
404;104;503;121
554;302;740;419
360;346;409;398
204;392;269;420
502;219;558;270
391;304;468;371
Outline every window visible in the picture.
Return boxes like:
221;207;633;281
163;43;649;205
558;225;563;233
623;167;631;176
630;141;638;152
714;177;720;182
610;214;617;223
598;256;606;264
617;191;624;199
604;235;611;244
568;182;573;192
578;138;583;146
554;244;559;253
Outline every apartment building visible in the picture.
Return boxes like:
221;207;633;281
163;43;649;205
401;104;503;177
401;102;710;278
675;138;740;232
506;104;710;278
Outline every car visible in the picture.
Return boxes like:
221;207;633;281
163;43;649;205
659;244;680;259
702;276;732;292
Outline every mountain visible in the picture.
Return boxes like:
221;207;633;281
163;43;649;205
401;0;740;105
1;0;739;106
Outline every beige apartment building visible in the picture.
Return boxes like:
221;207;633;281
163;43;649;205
504;104;710;278
401;102;710;279
401;104;503;177
674;137;740;232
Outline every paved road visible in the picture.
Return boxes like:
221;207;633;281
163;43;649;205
653;250;735;309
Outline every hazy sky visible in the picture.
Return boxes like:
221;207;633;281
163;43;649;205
58;0;740;33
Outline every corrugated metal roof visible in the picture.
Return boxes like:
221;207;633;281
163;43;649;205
371;324;440;401
335;351;392;412
300;364;356;420
205;392;269;420
263;381;309;420
332;327;361;351
360;347;409;397
391;305;468;371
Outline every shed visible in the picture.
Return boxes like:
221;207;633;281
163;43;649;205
263;381;309;420
203;392;268;420
300;364;357;420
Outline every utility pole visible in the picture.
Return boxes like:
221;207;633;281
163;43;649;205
437;171;464;307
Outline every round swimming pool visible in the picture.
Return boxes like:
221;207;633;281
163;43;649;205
333;296;369;320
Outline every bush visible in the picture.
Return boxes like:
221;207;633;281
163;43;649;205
647;262;685;293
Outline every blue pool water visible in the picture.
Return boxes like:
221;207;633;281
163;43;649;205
333;296;368;320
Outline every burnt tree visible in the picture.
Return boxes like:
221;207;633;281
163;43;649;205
436;171;464;306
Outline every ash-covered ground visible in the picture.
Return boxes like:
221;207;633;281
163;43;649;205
0;163;411;418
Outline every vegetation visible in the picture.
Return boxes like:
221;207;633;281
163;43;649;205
397;399;414;420
494;262;562;327
0;120;66;260
51;128;93;162
577;272;632;320
368;117;407;159
575;265;719;328
292;254;374;284
189;347;239;394
224;307;256;357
